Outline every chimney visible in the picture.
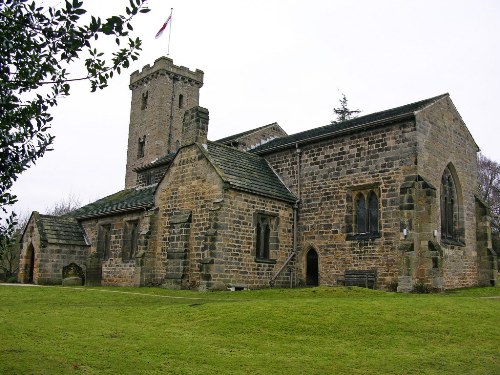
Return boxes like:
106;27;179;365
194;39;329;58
181;106;209;146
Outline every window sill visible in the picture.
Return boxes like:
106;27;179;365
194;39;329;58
346;232;381;241
441;237;465;247
255;258;277;264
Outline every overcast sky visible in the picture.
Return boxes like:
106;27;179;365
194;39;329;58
9;0;500;216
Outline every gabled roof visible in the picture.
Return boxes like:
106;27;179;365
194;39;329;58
36;214;88;246
201;141;297;203
134;153;175;172
69;186;156;220
252;93;449;154
216;122;286;145
134;123;288;173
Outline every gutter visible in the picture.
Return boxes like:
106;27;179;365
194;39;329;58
254;113;415;155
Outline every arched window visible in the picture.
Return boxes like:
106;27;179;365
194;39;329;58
349;188;380;239
440;166;462;243
254;214;276;260
356;193;366;233
178;94;184;109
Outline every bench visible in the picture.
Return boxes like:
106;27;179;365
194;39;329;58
337;269;377;289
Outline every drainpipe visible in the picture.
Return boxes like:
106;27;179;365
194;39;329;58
296;143;302;201
293;143;302;287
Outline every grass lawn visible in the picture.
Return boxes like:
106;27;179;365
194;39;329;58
0;285;499;374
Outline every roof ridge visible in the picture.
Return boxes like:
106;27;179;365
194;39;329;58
207;140;267;160
216;122;280;143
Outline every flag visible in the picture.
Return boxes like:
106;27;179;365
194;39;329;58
155;14;172;39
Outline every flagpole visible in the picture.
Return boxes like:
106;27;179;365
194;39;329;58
167;8;173;56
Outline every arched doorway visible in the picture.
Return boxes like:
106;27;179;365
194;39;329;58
306;249;319;286
26;244;35;283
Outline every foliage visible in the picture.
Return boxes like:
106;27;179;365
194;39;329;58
478;153;500;233
0;213;19;281
44;194;81;216
331;92;361;124
0;286;499;374
0;0;150;213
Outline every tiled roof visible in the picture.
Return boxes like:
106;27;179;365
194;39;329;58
70;186;156;220
203;142;297;203
252;93;449;154
37;215;88;246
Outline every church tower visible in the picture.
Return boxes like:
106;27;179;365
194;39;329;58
124;57;204;188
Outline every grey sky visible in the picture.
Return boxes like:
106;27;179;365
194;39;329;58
10;0;500;216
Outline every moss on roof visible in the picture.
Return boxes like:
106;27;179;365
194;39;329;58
69;186;156;220
37;215;88;246
252;93;449;154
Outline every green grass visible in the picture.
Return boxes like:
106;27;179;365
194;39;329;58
0;285;499;374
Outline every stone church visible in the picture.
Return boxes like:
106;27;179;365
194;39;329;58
18;56;497;291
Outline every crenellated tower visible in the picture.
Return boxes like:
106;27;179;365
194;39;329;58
124;57;204;188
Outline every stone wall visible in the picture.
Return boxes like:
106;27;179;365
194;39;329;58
263;120;418;289
415;96;481;289
205;189;294;290
154;144;225;289
153;142;295;290
80;210;152;286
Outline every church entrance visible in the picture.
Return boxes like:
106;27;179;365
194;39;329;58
306;248;319;286
26;244;35;283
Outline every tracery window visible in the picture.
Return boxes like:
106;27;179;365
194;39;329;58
440;166;463;244
354;190;379;235
347;187;380;240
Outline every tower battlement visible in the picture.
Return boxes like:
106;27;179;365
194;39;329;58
130;57;204;89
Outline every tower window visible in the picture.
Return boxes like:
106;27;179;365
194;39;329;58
178;94;184;109
137;135;146;159
141;91;148;110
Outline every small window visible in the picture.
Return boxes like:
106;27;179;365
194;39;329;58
122;220;139;262
97;224;111;260
137;135;146;159
141;91;148;110
178;94;184;109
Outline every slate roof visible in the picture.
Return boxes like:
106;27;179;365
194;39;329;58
69;185;156;220
252;93;449;154
203;141;297;203
36;215;88;246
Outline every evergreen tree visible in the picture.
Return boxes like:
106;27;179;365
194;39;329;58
331;93;361;124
